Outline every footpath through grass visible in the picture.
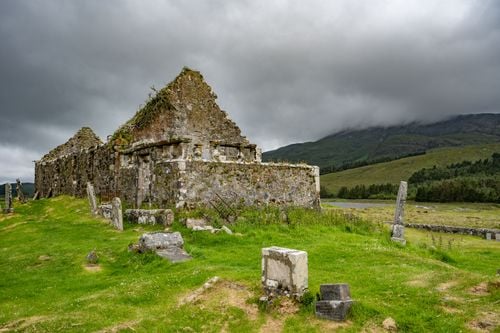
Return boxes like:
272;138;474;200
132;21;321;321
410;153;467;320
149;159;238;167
0;197;499;332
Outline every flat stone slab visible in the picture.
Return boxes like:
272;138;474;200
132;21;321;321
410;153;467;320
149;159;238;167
139;232;184;250
138;232;191;262
156;247;192;263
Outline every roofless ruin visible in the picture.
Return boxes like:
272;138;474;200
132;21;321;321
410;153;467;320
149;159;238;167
35;68;320;209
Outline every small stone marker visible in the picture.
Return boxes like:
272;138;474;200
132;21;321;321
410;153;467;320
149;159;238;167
315;283;353;321
485;233;492;240
3;183;13;213
86;250;99;264
391;181;407;245
496;234;500;242
32;191;39;200
261;246;308;298
16;179;26;203
86;182;97;215
111;197;123;231
98;204;113;219
137;232;191;262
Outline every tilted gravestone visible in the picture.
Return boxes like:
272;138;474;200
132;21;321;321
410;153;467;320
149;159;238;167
86;182;97;215
111;197;123;231
16;179;26;203
3;183;13;213
261;246;308;298
391;181;407;245
316;284;353;321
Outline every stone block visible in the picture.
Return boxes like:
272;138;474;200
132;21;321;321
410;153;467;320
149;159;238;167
316;283;353;321
138;232;191;262
496;234;500;241
98;204;113;219
485;233;492;240
315;300;353;321
261;246;308;297
185;218;207;229
320;284;351;301
139;232;184;250
391;224;406;245
125;209;174;228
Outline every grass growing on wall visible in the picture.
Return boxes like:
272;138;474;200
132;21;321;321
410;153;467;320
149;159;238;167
0;197;499;332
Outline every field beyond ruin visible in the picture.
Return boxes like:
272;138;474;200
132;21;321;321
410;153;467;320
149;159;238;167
1;197;499;332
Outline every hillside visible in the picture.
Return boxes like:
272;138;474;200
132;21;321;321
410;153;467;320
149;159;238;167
0;197;499;331
321;143;500;194
263;113;500;171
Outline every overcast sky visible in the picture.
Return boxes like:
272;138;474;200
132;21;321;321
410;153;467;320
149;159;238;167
1;0;500;183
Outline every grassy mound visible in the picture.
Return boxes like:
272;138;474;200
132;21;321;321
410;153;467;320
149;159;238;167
0;197;498;332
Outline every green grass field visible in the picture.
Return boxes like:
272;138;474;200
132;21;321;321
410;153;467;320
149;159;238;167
321;143;500;195
1;197;499;332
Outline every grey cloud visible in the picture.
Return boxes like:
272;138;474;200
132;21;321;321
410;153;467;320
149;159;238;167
1;0;500;183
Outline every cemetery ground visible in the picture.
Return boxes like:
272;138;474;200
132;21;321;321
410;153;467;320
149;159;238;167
1;197;499;332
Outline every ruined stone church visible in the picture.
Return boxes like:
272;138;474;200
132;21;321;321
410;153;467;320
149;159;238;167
35;68;320;209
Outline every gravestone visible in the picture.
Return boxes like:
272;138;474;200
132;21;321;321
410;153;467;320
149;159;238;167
316;283;353;321
485;233;492;240
391;181;407;245
138;232;191;262
3;183;13;213
111;197;123;231
261;246;308;298
496;233;500;242
86;182;97;215
16;179;26;203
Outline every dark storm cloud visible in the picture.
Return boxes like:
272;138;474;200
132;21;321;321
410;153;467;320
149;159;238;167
1;0;500;182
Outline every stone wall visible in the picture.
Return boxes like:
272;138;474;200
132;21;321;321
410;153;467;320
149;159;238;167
172;160;320;208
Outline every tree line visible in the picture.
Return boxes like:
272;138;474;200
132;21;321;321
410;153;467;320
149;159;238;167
324;153;500;202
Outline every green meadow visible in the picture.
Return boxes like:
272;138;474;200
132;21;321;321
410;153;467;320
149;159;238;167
0;197;499;332
321;143;500;195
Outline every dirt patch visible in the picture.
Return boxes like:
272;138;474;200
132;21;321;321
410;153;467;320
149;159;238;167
469;282;489;296
83;264;102;272
0;315;51;332
94;320;140;333
468;312;499;332
276;298;299;316
259;317;283;333
436;280;458;292
179;277;259;321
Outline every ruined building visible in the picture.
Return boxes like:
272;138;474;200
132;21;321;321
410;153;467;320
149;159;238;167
35;68;320;209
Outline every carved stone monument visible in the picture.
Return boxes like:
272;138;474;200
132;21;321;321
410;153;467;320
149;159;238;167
111;197;123;231
3;183;13;213
261;246;308;298
391;181;407;245
316;284;353;321
16;179;26;203
86;182;97;215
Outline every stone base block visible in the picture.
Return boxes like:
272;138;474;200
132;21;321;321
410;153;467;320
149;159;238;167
391;237;407;245
262;246;308;297
316;300;353;321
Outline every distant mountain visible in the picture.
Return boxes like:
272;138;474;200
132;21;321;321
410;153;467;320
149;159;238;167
263;113;500;172
0;183;35;197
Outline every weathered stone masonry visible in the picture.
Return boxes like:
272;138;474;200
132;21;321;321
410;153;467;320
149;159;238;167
35;68;320;209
